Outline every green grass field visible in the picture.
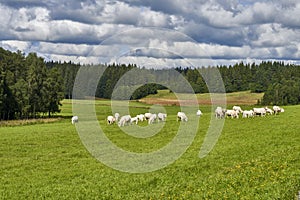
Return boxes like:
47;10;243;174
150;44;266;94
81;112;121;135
140;90;264;105
1;99;300;199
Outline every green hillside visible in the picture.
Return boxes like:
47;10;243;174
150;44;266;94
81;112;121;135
140;90;264;105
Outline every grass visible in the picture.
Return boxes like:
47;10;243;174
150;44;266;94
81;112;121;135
140;90;264;105
0;118;63;127
0;99;299;199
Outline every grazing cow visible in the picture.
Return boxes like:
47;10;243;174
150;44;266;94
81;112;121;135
71;116;78;124
177;112;188;122
158;113;167;122
196;109;203;116
118;115;131;127
273;106;280;114
114;113;120;122
273;106;284;115
242;110;254;118
226;109;239;118
265;107;274;115
215;107;226;119
107;115;116;125
148;114;157;124
233;106;243;114
144;113;152;120
253;108;266;117
130;116;139;125
136;114;145;122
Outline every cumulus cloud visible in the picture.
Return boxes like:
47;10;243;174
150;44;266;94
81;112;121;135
0;0;299;66
250;23;300;48
0;40;32;52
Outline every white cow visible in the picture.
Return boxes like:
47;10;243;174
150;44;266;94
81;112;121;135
136;114;145;122
226;109;239;118
273;106;280;114
71;116;78;124
177;112;188;122
148;114;157;124
215;107;226;119
144;113;152;120
158;113;167;122
233;106;243;114
118;115;131;127
265;107;274;115
114;113;120;122
196;109;203;116
107;115;116;125
253;108;266;117
130;116;139;125
242;110;254;118
273;106;284;115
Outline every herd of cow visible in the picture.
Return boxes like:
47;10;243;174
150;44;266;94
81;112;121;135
104;109;201;126
71;106;284;125
107;112;168;127
215;105;285;119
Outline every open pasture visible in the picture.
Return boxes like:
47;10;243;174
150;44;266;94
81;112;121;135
139;90;264;105
0;99;300;199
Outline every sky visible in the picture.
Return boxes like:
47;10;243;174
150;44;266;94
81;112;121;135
0;0;300;68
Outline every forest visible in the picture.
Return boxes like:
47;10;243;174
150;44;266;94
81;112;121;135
0;48;64;120
1;47;300;120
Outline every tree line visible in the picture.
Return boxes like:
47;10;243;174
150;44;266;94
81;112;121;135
52;59;299;105
1;46;300;120
218;62;300;105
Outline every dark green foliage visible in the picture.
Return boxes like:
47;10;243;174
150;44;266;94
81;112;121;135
130;83;164;100
262;79;300;105
46;61;80;99
44;68;65;117
26;53;48;117
173;62;300;102
0;48;64;120
96;63;136;99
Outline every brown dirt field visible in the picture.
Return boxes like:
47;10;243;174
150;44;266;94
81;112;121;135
139;98;198;106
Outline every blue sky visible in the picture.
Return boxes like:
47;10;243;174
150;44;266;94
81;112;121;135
0;0;300;67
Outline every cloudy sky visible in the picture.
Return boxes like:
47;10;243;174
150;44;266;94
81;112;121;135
0;0;300;67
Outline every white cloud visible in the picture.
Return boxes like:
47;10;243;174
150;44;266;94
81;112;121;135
0;5;14;39
0;40;31;52
279;3;300;27
101;1;140;24
250;23;300;47
139;8;169;27
0;0;300;66
199;2;238;28
251;2;277;23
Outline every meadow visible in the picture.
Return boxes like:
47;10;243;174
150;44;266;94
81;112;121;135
140;90;264;105
0;96;300;199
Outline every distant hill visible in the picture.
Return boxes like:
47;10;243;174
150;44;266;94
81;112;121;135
139;90;264;106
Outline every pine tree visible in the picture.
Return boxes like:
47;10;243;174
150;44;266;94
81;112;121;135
44;67;64;117
26;53;48;117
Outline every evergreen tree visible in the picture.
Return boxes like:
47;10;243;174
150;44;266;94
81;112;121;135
26;53;48;117
44;67;64;117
